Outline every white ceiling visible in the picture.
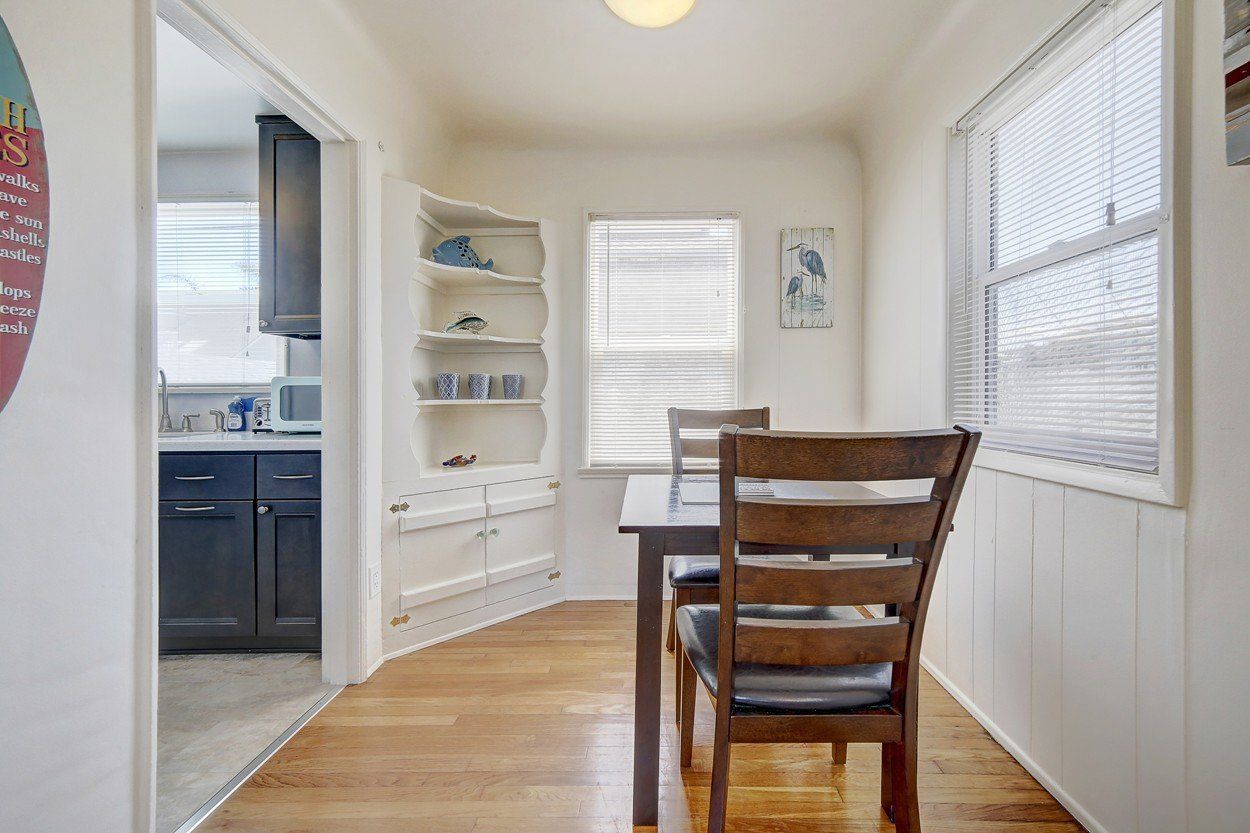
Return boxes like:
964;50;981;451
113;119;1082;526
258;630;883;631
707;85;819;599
156;19;278;153
335;0;950;143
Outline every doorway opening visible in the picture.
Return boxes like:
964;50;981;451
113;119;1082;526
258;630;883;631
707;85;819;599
151;1;366;829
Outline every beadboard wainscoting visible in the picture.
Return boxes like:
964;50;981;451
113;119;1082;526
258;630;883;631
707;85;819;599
922;466;1186;833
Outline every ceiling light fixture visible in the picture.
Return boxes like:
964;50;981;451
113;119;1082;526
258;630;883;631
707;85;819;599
604;0;696;28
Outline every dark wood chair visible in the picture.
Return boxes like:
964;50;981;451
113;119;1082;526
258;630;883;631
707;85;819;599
664;407;769;726
677;425;980;833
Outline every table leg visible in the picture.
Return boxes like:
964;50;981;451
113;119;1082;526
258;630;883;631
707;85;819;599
632;531;664;827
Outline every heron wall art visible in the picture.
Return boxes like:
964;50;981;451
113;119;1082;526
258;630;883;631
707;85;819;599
780;227;833;328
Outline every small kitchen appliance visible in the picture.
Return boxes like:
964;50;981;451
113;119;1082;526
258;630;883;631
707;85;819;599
268;375;322;433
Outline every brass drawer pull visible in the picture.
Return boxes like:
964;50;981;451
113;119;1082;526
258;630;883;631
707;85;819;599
390;614;411;627
547;480;561;490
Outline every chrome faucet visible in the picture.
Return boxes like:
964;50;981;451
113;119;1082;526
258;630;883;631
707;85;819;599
180;413;200;433
208;409;227;433
157;368;174;433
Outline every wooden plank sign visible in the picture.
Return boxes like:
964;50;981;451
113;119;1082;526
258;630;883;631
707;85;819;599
0;16;48;415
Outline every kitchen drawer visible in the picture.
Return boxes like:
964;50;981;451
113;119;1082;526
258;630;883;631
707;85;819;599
160;453;255;501
257;453;321;499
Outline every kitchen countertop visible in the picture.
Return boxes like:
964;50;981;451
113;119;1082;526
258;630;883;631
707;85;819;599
158;432;322;452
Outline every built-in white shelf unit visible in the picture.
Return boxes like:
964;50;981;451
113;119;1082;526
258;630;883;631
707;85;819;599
380;177;561;652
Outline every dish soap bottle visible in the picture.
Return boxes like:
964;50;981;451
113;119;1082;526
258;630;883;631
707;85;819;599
226;397;246;431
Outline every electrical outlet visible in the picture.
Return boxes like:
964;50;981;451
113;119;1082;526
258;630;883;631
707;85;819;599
369;565;381;599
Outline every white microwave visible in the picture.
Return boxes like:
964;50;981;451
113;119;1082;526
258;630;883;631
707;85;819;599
269;376;322;433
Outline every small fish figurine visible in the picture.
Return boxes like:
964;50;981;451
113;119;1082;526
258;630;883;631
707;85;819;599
443;310;488;334
441;454;478;468
431;235;494;271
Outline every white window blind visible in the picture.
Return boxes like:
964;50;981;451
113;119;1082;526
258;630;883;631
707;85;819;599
586;213;740;468
949;0;1164;472
157;201;283;386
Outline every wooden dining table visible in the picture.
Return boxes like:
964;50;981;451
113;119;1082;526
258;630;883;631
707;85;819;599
617;474;887;827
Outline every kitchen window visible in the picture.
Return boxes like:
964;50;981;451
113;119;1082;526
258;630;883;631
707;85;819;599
157;200;284;387
584;212;741;470
949;0;1176;496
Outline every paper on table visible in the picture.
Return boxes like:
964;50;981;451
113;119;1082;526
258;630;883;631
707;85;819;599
678;480;774;504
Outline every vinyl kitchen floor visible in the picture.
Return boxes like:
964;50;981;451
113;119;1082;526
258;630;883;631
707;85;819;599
156;652;334;833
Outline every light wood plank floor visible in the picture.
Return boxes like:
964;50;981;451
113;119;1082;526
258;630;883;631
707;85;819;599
200;601;1085;832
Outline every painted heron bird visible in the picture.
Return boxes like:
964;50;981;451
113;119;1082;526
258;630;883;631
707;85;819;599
785;273;804;302
787;242;827;295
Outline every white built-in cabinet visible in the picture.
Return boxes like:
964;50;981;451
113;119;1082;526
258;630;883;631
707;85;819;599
380;178;561;647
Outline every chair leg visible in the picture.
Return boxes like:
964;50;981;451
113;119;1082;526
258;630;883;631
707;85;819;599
707;700;733;833
673;588;688;725
832;742;847;765
880;742;895;822
679;651;697;767
665;592;677;653
888;734;921;833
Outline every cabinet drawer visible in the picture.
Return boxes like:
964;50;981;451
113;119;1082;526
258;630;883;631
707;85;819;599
257;453;321;499
160;453;255;500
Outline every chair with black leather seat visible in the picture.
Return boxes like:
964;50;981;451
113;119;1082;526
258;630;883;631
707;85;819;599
664;406;769;724
677;424;980;833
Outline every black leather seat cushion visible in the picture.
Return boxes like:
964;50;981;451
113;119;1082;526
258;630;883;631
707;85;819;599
668;556;720;587
675;604;892;712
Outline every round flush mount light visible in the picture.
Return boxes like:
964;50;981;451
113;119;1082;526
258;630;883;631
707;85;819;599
604;0;696;28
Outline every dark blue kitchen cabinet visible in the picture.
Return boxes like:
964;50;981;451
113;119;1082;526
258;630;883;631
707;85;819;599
257;499;321;641
159;450;320;652
159;501;256;639
257;115;321;338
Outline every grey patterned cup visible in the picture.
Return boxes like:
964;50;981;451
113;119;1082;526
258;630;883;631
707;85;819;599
468;373;491;400
436;372;460;400
502;374;524;400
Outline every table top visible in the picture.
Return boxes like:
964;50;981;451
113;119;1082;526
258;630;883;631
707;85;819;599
617;474;882;534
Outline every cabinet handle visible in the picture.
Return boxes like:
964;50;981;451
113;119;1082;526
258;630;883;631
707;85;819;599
174;505;215;512
272;474;315;480
488;527;500;537
174;475;215;481
474;530;486;540
257;505;271;514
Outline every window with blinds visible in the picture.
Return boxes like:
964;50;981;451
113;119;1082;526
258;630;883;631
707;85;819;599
157;201;284;386
949;0;1164;472
586;213;740;468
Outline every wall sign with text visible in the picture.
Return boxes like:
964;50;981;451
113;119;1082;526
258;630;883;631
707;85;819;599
0;15;47;415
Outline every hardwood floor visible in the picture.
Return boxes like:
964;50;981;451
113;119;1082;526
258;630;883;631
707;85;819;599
199;601;1085;832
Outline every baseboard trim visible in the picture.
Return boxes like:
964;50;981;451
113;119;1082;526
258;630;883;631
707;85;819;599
373;594;566;670
920;657;1111;833
173;684;342;833
564;593;639;601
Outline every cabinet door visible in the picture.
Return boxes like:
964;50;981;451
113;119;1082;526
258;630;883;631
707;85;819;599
485;479;559;605
159;501;256;639
256;500;321;644
396;487;487;628
258;115;320;337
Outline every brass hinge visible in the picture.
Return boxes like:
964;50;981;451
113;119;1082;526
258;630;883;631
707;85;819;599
390;613;410;627
388;501;410;514
547;480;561;491
547;570;561;581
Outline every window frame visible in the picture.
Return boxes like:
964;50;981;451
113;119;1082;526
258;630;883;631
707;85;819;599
578;209;745;476
156;196;287;391
945;0;1187;506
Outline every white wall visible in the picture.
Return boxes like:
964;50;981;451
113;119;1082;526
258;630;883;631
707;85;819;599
0;1;154;831
157;148;255;198
855;0;1248;831
446;137;862;598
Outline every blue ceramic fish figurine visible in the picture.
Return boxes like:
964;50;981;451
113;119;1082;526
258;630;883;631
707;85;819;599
431;235;494;271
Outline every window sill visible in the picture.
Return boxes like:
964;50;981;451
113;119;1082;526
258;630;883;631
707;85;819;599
973;448;1183;507
167;384;270;395
578;466;670;479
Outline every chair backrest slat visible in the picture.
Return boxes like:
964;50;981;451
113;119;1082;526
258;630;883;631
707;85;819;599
736;497;942;547
669;406;769;475
734;616;911;666
718;424;979;677
735;430;965;482
736;558;923;607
